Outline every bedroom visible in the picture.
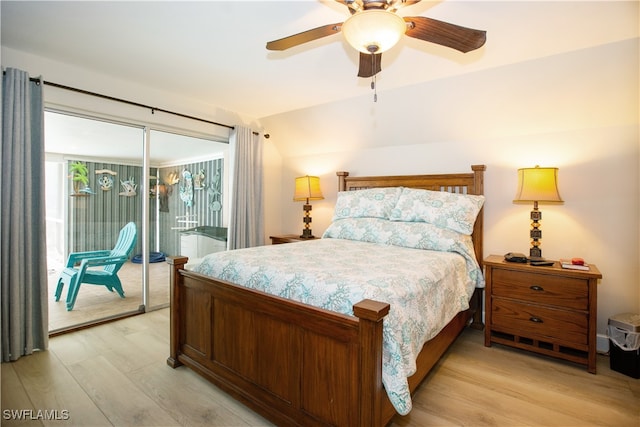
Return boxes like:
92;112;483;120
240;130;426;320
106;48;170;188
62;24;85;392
1;0;638;425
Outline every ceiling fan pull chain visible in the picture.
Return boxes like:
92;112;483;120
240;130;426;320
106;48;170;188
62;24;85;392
373;74;377;102
371;54;377;102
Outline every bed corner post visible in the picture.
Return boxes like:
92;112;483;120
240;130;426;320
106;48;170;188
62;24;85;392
470;165;486;263
471;165;486;330
166;255;188;368
337;171;349;192
353;299;390;427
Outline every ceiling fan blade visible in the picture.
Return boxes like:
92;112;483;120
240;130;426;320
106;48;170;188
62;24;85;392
266;23;342;51
404;16;486;53
357;52;382;78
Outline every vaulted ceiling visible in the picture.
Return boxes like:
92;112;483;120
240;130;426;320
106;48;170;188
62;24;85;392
1;1;637;119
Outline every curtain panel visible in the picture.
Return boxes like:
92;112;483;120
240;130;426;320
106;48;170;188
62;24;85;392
1;68;48;362
228;126;264;250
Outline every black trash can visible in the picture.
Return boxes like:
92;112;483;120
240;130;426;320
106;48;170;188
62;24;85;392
608;313;640;379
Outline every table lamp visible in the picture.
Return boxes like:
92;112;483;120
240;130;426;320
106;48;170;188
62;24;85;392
513;165;563;261
293;175;324;238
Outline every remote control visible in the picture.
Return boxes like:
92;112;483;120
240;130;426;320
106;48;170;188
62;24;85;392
530;260;554;266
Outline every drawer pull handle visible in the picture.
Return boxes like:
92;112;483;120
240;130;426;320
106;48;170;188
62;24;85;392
530;317;543;323
530;285;544;292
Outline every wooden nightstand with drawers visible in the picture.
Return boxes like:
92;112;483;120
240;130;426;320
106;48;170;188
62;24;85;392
484;255;602;373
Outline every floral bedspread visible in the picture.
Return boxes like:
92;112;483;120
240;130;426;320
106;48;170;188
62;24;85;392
193;238;481;415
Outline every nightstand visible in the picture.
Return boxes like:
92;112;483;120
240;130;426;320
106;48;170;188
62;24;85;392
484;255;602;373
269;234;318;244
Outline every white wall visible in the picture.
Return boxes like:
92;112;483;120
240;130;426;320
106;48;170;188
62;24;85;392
261;39;640;345
2;47;255;136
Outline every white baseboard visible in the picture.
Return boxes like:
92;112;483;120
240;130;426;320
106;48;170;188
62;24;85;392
597;333;610;354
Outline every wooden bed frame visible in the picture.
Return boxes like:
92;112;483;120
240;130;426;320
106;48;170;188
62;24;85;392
167;165;486;427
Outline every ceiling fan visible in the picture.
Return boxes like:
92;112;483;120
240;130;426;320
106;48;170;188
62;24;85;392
266;0;487;78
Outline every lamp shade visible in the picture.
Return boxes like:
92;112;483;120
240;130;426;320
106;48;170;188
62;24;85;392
513;166;563;203
341;10;406;54
293;176;324;201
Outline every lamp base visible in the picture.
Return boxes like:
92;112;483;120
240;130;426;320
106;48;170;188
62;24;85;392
300;203;314;238
529;246;542;259
299;229;314;239
528;206;544;262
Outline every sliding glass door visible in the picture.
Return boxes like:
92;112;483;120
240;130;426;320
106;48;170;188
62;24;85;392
44;111;229;331
45;111;145;332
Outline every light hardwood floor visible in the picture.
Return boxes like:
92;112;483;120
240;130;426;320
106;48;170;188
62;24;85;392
3;309;639;426
48;261;169;332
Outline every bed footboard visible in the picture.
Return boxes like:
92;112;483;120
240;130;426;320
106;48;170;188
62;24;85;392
167;256;391;427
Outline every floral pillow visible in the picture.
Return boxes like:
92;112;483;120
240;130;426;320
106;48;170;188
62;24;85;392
332;187;402;220
322;218;483;286
389;188;485;235
323;217;469;251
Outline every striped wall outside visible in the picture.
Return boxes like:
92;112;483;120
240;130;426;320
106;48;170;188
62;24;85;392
68;158;223;258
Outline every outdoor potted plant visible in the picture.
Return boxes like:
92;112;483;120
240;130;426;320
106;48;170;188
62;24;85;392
68;161;91;196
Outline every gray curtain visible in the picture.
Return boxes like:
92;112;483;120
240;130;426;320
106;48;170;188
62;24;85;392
228;126;264;250
1;68;48;362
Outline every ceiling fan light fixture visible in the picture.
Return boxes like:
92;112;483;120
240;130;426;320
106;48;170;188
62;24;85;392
342;10;406;54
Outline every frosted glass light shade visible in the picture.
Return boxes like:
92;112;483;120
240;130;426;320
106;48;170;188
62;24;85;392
513;166;563;203
341;10;406;54
293;176;324;201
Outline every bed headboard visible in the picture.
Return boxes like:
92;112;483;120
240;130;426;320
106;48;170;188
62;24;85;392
336;165;486;265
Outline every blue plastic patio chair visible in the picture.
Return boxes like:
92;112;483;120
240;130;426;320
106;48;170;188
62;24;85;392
55;222;137;311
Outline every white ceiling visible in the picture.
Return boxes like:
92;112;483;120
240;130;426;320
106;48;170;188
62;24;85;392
2;1;636;120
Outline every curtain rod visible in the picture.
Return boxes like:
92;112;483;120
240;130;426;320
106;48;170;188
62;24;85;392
11;73;268;138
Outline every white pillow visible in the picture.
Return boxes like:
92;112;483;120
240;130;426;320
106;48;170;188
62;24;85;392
332;187;402;220
389;188;485;235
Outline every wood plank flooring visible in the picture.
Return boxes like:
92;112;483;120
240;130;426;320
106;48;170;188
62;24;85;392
48;261;169;332
3;309;639;426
